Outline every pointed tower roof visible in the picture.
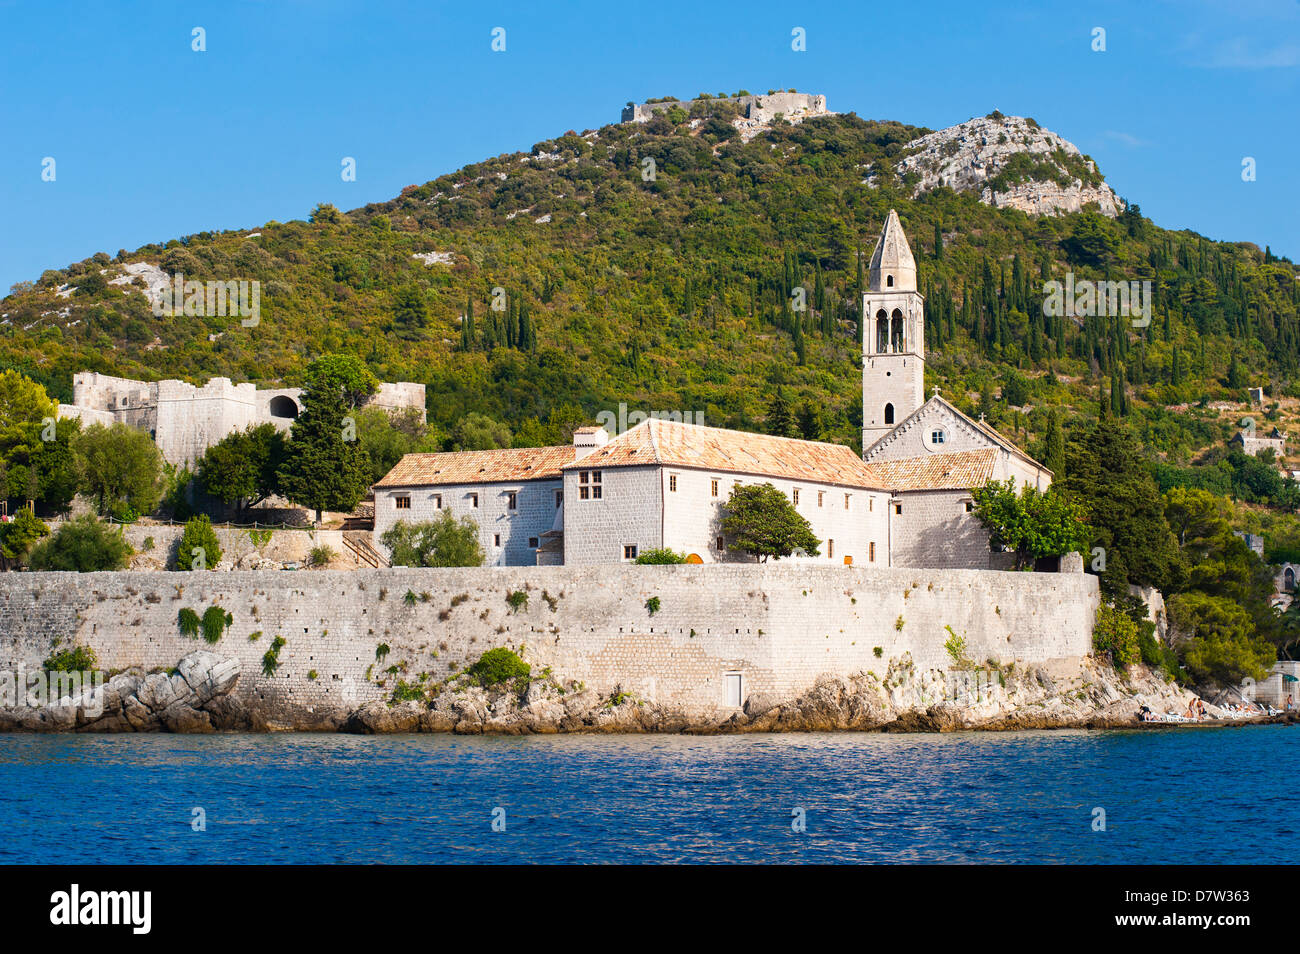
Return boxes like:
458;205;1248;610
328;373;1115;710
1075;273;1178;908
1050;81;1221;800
868;209;917;293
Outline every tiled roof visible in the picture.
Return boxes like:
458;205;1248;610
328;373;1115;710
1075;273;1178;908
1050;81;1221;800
374;445;575;488
562;419;888;490
862;448;998;491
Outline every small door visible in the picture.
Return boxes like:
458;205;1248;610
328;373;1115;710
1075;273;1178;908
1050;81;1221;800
843;555;853;565
724;672;743;708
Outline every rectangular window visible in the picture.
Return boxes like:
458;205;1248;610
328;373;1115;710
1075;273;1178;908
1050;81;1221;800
493;534;501;547
432;494;442;509
711;478;719;497
469;493;479;508
716;536;725;551
592;471;602;499
965;501;974;513
792;488;800;506
869;542;876;562
528;537;539;548
623;544;638;560
555;490;563;507
895;503;902;515
669;474;678;492
869;498;874;512
507;491;518;510
394;496;411;510
579;471;602;500
818;491;824;507
844;493;851;509
931;430;946;444
828;539;834;558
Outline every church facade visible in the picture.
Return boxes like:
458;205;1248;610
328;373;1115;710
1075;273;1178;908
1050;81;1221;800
373;211;1051;569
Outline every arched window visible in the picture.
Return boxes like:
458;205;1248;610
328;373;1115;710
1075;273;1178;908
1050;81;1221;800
886;275;894;287
884;403;895;425
875;310;888;353
891;309;905;352
1287;567;1295;591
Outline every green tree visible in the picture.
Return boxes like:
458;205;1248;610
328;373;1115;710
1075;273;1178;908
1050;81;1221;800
970;479;1090;569
1041;410;1065;477
28;514;132;571
380;511;485;567
75;423;164;519
392;285;428;340
720;482;820;561
278;356;377;523
199;422;286;510
175;514;223;570
1059;420;1183;595
356;406;441;484
451;412;511;451
0;508;49;569
1168;591;1274;684
765;388;798;438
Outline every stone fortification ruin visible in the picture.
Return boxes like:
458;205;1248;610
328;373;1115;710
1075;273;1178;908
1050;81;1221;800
622;91;828;125
58;372;425;465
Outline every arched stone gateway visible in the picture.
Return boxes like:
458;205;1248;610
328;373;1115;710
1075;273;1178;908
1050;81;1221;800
268;395;300;419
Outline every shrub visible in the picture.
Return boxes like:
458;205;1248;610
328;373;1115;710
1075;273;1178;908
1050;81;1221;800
43;644;99;672
178;607;201;637
28;515;132;572
645;596;661;615
1093;603;1140;670
175;515;222;570
262;636;286;676
634;548;688;565
380;512;485;567
309;544;336;567
466;647;530;687
506;590;528;613
375;643;390;662
944;626;974;669
201;606;233;644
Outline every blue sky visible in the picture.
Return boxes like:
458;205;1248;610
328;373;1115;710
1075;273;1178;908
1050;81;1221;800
1;0;1297;291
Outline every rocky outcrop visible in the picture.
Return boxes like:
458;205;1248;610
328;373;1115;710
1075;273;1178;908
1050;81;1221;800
872;114;1121;217
334;656;1276;735
0;651;240;733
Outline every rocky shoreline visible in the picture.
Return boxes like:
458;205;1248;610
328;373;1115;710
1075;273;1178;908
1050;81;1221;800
1;651;1286;734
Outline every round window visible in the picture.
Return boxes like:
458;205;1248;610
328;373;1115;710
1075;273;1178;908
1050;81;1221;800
925;427;949;452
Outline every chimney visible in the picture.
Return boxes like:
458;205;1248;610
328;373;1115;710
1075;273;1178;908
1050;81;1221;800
572;426;609;459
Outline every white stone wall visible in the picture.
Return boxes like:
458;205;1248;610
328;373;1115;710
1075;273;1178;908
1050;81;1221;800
0;564;1099;723
562;465;663;565
374;479;563;567
861;290;925;449
889;489;992;569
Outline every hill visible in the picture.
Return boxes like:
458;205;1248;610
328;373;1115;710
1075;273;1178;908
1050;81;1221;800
3;98;1298;471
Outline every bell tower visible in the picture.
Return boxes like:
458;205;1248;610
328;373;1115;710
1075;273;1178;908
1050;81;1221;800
862;209;925;452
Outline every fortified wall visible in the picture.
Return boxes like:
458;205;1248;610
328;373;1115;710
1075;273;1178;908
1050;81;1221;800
58;372;427;465
0;565;1097;725
622;92;828;124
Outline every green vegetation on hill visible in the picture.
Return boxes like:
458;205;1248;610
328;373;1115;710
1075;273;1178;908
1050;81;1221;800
4;107;1294;464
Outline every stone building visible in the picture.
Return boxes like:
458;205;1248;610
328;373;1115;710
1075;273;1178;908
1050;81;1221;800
374;211;1053;570
1230;426;1286;459
59;371;425;465
621;91;827;124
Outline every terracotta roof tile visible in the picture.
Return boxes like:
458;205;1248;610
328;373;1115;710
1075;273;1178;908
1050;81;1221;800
563;419;888;490
374;445;575;488
862;448;998;491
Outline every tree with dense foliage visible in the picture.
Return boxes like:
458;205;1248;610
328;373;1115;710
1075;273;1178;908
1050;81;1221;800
355;406;441;483
970;478;1090;569
27;514;132;571
278;355;377;523
1168;591;1274;684
451;412;511;451
199;422;287;510
175;514;223;570
75;422;163;519
720;482;820;561
1059;420;1183;596
380;512;484;567
0;507;49;569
